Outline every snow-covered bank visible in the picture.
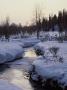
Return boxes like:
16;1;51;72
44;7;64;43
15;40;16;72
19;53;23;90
30;41;67;89
10;37;40;48
34;41;67;61
0;42;24;64
31;60;67;89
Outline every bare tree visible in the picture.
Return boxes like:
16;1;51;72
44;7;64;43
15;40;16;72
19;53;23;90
35;6;42;39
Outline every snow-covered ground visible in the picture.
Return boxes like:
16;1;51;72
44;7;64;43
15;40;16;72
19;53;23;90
0;42;24;64
31;41;67;88
0;32;67;89
34;41;67;61
10;36;40;48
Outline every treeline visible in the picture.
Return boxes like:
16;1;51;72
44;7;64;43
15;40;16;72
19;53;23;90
41;9;67;38
0;9;67;39
0;20;36;39
34;9;67;39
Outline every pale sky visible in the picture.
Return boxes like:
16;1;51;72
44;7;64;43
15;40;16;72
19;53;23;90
0;0;67;25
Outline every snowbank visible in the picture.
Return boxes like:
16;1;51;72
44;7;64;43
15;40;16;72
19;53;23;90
32;60;67;87
0;42;24;64
22;37;40;48
34;41;67;61
10;37;40;48
30;41;67;88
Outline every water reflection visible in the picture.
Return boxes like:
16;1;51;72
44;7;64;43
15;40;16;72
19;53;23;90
11;69;33;90
24;48;37;58
0;67;34;90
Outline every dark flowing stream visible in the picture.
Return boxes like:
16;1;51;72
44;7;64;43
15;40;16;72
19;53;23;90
0;48;43;90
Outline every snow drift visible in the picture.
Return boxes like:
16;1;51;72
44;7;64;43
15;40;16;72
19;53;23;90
0;42;24;64
30;41;67;88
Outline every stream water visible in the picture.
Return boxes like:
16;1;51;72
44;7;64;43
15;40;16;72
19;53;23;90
0;48;41;90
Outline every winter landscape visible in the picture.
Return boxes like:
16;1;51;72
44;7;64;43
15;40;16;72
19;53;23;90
0;0;67;90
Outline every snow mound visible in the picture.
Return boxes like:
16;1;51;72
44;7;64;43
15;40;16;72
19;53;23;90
32;60;67;87
10;37;40;48
34;41;67;61
0;42;24;64
31;41;67;87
